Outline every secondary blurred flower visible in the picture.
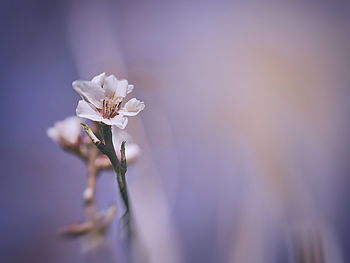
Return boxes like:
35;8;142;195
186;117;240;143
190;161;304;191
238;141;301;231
47;116;82;149
73;72;145;129
112;127;140;161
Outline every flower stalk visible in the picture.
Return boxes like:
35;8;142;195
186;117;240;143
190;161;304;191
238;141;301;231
82;123;130;214
84;142;99;219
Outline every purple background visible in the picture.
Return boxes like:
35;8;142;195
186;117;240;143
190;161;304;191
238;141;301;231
1;0;350;262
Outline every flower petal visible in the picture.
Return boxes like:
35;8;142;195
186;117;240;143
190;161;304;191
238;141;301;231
58;116;82;144
76;100;103;122
127;84;134;94
47;127;59;142
73;80;104;108
55;116;82;144
116;80;128;98
102;115;128;129
91;72;106;86
103;74;119;99
104;75;129;101
47;116;82;146
119;98;145;116
125;144;140;160
111;128;140;160
112;129;131;143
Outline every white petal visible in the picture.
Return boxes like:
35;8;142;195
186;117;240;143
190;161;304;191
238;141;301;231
103;76;129;101
73;80;104;108
127;84;134;94
102;115;128;129
125;144;140;160
103;74;119;98
113;129;131;142
76;100;103;122
112;128;122;149
58;116;82;144
111;115;129;129
91;72;106;86
119;98;145;116
111;128;130;147
115;79;128;100
111;128;140;160
47;127;59;142
47;116;82;145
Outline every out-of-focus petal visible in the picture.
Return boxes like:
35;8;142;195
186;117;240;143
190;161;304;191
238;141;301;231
125;144;140;160
47;127;59;142
127;84;134;94
112;128;130;148
60;116;82;144
111;128;140;161
47;116;82;146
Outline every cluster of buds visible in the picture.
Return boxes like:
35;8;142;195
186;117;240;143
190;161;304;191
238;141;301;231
47;73;144;247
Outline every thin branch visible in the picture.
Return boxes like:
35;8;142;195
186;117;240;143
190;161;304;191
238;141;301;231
120;141;128;202
81;123;102;147
59;221;95;237
84;143;100;220
81;123;130;213
59;123;118;238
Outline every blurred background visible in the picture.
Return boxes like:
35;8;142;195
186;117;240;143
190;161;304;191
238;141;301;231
1;0;350;262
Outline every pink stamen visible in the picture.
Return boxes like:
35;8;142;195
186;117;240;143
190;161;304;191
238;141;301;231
100;99;120;119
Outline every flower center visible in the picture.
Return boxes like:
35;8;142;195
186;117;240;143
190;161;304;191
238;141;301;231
100;99;121;119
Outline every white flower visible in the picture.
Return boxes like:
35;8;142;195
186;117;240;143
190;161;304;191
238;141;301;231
47;116;82;147
73;72;145;129
112;127;141;162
